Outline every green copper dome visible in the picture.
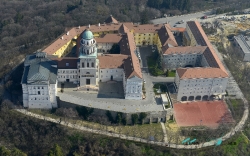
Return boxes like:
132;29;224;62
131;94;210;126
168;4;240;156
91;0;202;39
82;29;93;40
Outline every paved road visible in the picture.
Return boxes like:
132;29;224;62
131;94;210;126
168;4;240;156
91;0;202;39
151;9;214;27
151;8;250;27
16;107;248;149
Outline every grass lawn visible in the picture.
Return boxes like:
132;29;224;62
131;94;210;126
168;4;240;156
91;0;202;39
28;109;60;119
167;70;176;77
166;120;179;132
223;133;249;155
26;109;164;141
147;57;165;76
230;99;240;109
228;99;244;122
118;123;164;141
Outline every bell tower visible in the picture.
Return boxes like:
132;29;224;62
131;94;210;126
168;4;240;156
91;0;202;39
78;29;99;90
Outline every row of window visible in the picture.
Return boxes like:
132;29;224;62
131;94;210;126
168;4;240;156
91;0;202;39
81;47;95;55
100;70;121;73
58;70;77;74
28;86;45;90
100;75;122;78
137;33;155;36
82;75;95;77
184;79;225;83
58;75;78;79
82;62;95;68
181;90;224;94
183;83;222;87
126;95;141;98
167;58;196;60
29;97;49;101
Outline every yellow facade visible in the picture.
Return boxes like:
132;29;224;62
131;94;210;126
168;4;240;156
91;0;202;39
53;40;74;58
133;32;159;46
52;36;78;58
185;26;196;46
51;27;165;58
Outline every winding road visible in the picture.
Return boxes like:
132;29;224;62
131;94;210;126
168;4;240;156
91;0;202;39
15;101;248;149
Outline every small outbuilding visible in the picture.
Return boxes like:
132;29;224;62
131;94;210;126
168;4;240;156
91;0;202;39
161;94;169;105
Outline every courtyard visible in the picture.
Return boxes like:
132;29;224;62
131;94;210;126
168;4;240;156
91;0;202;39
56;46;175;114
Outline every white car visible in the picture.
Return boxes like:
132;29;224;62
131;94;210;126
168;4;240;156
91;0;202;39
143;80;146;83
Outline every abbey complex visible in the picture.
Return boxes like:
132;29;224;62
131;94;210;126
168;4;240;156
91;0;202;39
21;15;228;109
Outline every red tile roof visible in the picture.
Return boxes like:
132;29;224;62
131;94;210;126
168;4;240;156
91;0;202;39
158;24;178;47
120;33;142;79
95;34;122;43
51;57;78;69
163;46;207;55
104;15;119;24
97;54;128;69
176;67;228;79
187;21;228;76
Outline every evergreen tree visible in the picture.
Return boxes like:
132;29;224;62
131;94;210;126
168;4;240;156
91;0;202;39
11;148;27;156
47;144;64;156
0;146;11;156
131;114;139;125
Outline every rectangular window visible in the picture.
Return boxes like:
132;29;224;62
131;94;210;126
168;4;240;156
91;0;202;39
38;91;40;95
66;63;69;66
87;63;89;67
82;62;84;68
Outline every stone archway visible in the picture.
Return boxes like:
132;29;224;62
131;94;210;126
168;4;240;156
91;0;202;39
181;96;187;101
188;96;194;101
202;95;208;101
195;95;201;101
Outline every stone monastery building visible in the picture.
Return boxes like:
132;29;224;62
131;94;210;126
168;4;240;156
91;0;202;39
21;15;228;109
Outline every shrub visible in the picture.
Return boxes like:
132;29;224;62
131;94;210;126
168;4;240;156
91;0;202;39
131;114;139;125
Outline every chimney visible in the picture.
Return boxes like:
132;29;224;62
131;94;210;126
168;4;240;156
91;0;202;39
66;31;69;35
78;26;80;29
98;23;100;27
61;36;64;40
88;24;90;28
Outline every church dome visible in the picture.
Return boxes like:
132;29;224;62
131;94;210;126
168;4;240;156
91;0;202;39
82;29;93;40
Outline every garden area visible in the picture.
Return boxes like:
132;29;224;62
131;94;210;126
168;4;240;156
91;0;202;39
227;99;245;122
166;70;176;77
147;52;165;76
153;83;168;95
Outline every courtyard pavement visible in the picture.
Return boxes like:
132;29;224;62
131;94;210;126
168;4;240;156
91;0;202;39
57;46;175;113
